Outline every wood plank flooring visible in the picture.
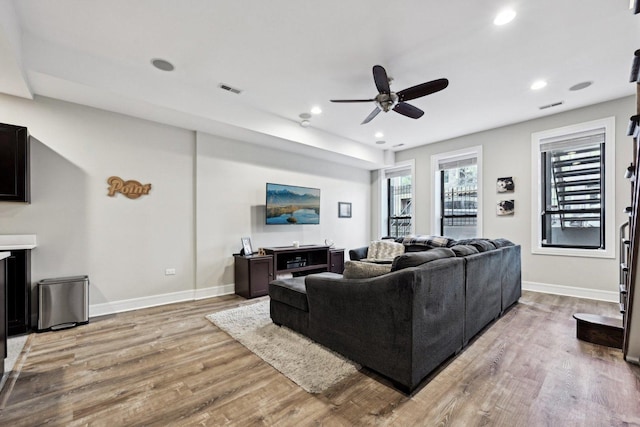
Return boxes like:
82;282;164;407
0;291;639;426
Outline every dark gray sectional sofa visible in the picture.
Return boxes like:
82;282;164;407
269;238;521;393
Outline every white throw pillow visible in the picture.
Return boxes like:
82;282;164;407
364;240;405;262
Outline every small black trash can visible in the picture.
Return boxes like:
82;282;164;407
37;275;89;331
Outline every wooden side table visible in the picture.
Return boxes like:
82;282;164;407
234;254;273;298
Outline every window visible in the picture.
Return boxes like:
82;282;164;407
532;117;615;258
431;147;482;239
380;162;414;239
386;167;413;238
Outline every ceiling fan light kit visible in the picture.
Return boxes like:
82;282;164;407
331;65;449;125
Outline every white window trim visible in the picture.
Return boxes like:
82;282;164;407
378;159;415;238
530;116;615;258
430;146;483;237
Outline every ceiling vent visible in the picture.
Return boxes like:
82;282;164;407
539;101;564;110
218;83;242;94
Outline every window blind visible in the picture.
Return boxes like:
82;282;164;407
539;127;605;153
437;155;477;171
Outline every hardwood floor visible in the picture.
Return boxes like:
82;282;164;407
0;291;639;426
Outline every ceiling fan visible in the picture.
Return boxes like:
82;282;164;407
331;65;449;124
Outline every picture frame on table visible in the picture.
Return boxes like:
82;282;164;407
241;237;253;255
338;202;352;218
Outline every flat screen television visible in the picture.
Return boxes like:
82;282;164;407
266;183;320;225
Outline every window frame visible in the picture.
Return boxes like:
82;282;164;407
531;117;615;258
431;146;483;237
378;160;415;238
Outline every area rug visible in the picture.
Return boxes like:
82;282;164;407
206;300;360;393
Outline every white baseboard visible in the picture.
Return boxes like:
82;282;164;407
522;281;618;302
89;284;235;318
194;283;235;300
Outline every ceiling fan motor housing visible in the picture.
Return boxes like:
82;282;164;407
376;92;398;112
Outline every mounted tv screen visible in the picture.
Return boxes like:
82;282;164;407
266;183;320;225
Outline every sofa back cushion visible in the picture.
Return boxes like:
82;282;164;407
400;234;455;249
343;260;392;279
454;238;497;252
363;240;405;262
390;247;455;271
450;244;480;257
491;238;515;248
469;240;497;252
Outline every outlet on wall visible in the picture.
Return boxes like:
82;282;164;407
165;268;176;275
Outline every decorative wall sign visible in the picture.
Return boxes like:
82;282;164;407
496;177;514;193
497;200;515;216
107;176;152;199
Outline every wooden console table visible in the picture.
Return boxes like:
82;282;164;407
234;245;344;299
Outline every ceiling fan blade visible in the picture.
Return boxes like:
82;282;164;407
373;65;391;94
397;78;449;102
393;102;424;119
361;107;381;124
330;98;375;103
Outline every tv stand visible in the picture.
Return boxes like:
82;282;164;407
263;245;336;278
234;245;344;299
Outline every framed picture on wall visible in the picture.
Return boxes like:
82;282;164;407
241;237;253;255
338;202;352;218
497;200;515;216
497;177;515;193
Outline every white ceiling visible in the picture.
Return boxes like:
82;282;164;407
0;0;638;169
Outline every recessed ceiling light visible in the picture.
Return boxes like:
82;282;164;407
376;140;386;145
531;80;548;90
310;106;322;115
375;132;384;138
494;9;516;26
569;81;593;91
393;143;405;148
151;58;174;72
299;113;311;119
300;120;311;128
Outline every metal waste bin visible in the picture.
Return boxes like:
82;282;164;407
38;275;89;331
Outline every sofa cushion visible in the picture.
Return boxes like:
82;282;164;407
469;240;497;252
362;240;405;262
400;234;455;249
450;244;480;257
343;260;392;279
390;248;455;271
269;277;309;311
491;238;515;248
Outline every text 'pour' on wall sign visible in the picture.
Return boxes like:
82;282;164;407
107;176;152;199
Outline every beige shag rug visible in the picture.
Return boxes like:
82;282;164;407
206;300;360;393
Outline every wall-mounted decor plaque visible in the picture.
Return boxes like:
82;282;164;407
107;176;152;199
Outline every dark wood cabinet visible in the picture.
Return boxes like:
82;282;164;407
0;123;30;203
263;245;331;277
234;254;273;298
6;250;31;336
330;249;345;274
234;246;344;299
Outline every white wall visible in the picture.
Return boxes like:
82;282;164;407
0;93;372;318
395;96;635;299
0;94;196;316
195;132;371;293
